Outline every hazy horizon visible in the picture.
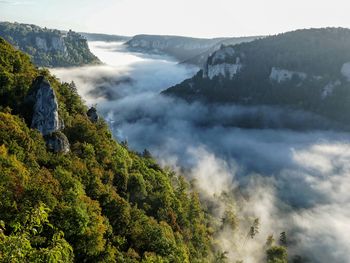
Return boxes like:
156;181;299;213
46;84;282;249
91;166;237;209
2;18;349;39
1;0;350;38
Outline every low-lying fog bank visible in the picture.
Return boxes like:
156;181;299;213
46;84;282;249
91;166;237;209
51;41;350;262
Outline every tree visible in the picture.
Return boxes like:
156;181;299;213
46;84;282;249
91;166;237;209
142;148;152;158
279;232;287;247
214;251;228;263
249;218;260;239
266;246;288;263
0;203;74;262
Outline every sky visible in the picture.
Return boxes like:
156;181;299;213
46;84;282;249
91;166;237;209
1;0;350;38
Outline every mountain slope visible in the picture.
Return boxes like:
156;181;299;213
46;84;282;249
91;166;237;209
0;22;100;67
0;37;291;263
0;37;212;262
163;28;350;126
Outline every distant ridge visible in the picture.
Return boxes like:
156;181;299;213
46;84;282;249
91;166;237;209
164;28;350;127
125;34;258;65
80;32;131;42
0;21;100;67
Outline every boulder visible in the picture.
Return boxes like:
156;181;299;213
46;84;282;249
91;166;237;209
45;132;70;154
87;107;99;123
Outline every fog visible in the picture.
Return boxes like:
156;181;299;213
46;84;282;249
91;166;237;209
51;41;350;262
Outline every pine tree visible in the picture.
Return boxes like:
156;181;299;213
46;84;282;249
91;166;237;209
280;232;287;247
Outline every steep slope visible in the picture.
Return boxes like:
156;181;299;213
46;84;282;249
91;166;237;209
0;37;212;262
163;28;350;126
0;22;100;67
0;37;291;263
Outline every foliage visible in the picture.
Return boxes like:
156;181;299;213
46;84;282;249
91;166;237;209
266;246;288;263
0;38;211;262
0;36;298;263
0;203;74;263
279;232;287;247
249;218;260;239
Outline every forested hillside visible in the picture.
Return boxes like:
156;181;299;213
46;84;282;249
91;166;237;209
164;28;350;128
0;38;289;262
0;22;100;67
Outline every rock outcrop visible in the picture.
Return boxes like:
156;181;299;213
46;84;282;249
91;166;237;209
269;67;307;83
45;132;70;154
183;37;259;67
87;107;99;123
27;76;70;153
341;62;350;81
30;77;62;135
321;80;341;99
203;47;242;79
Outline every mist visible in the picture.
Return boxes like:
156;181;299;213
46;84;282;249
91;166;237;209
51;41;350;262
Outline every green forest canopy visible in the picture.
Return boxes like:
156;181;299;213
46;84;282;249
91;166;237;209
0;37;289;262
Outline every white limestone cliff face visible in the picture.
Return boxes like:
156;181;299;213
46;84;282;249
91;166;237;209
341;62;350;81
204;63;242;79
29;77;69;153
31;78;61;135
35;37;48;51
35;36;67;53
51;37;67;52
203;46;242;79
269;67;307;83
321;80;341;99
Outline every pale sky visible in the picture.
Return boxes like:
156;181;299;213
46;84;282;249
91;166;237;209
1;0;350;38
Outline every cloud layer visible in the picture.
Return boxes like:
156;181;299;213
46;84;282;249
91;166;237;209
51;41;350;262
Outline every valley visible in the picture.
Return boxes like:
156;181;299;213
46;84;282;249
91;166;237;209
1;5;349;259
50;38;350;262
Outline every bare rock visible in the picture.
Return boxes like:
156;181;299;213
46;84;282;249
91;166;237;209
45;132;70;154
27;76;70;153
30;76;62;135
87;107;99;123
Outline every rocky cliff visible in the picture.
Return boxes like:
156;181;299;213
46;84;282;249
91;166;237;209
27;76;69;153
0;37;214;262
29;77;61;135
202;46;242;79
0;22;100;67
182;36;259;67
